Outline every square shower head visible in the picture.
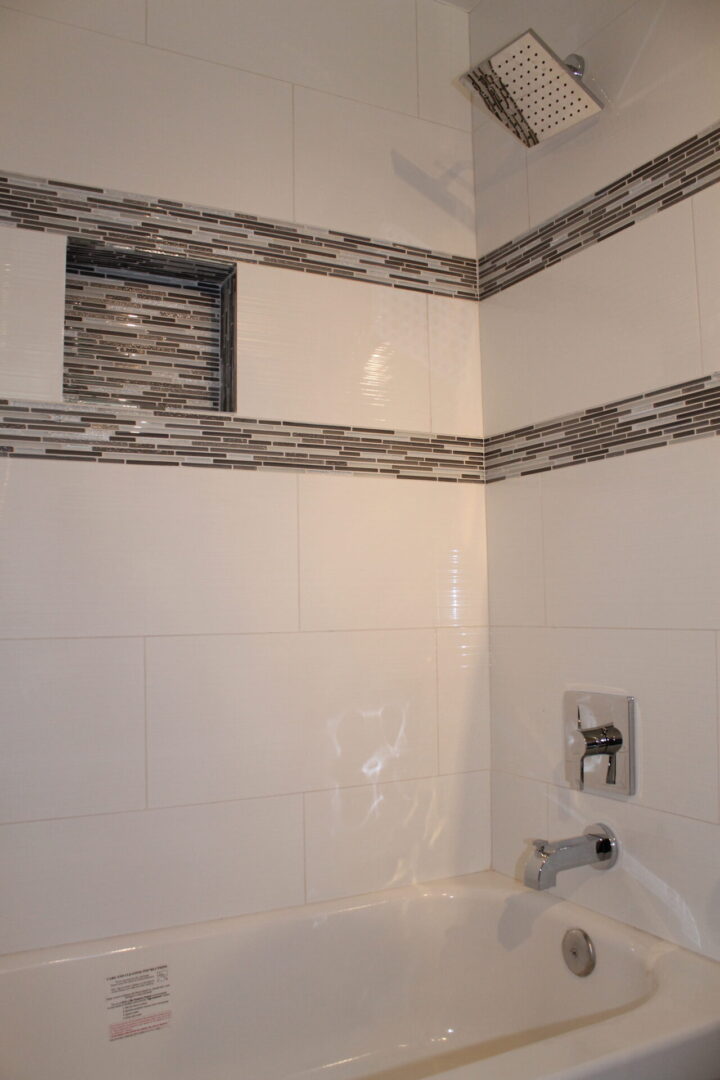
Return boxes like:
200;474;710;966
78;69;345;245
462;29;603;147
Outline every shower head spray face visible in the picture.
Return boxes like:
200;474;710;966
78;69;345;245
462;29;603;147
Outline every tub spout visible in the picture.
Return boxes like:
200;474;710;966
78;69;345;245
523;823;618;891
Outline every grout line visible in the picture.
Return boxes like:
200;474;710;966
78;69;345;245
301;795;308;904
143;636;149;809
414;0;421;119
290;82;297;223
295;473;302;631
434;628;441;775
144;0;148;44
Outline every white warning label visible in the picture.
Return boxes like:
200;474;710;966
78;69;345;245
106;965;171;1041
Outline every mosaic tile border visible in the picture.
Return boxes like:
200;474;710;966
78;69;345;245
0;400;485;483
484;373;720;482
3;372;720;483
0;173;478;301
477;120;720;299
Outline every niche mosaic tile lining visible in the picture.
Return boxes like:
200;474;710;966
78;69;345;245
0;173;478;301
477;119;720;298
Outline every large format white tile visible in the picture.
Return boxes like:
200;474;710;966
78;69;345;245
485;473;545;626
235;263;431;431
0;796;304;953
547;787;720;961
437;627;491;774
298;473;487;631
469;0;640;70
417;0;471;132
542;439;720;630
0;459;299;638
0;8;293;220
491;627;719;822
491;771;548;879
304;771;491;902
1;0;146;41
147;630;438;807
0;638;146;823
147;0;418;116
428;294;483;436
693;183;720;374
0;227;65;402
480;203;702;434
294;87;476;256
525;0;720;226
472;109;529;254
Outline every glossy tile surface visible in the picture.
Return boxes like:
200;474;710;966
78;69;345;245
417;0;471;132
304;771;491;901
235;263;431;431
0;459;299;638
485;474;545;627
2;0;147;40
0;637;146;822
146;630;438;806
491;627;719;822
693;183;720;373
147;0;418;116
298;473;487;631
0;8;294;220
294;86;476;257
0;227;65;402
491;770;548;880
479;204;702;435
437;627;491;774
0;795;304;953
428;294;484;437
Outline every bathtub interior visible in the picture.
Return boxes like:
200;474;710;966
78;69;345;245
0;871;693;1080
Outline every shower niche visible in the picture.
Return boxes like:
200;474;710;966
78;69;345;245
63;241;237;413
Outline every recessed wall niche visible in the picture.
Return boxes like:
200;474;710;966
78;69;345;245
63;242;236;413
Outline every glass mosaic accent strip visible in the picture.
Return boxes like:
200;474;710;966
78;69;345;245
477;120;720;299
0;400;484;483
0;173;478;301
484;373;720;482
3;373;720;483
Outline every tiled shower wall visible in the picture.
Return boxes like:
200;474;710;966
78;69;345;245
0;0;489;954
472;0;720;961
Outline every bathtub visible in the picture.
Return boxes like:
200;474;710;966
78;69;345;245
1;871;719;1080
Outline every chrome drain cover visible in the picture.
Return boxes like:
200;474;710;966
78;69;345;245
562;928;596;977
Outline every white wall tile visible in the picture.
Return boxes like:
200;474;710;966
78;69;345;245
0;638;146;823
147;0;418;116
491;627;719;822
479;203;702;435
305;771;491;901
542;439;720;631
235;263;431;431
146;630;438;807
491;771;548;879
0;796;304;953
547;787;720;961
693;183;720;374
485;473;545;626
472;110;529;254
428;294;484;436
0;227;65;402
298;473;487;631
294;86;476;256
1;0;147;41
417;0;472;132
525;0;720;227
437;627;491;774
0;8;293;220
0;459;299;638
469;0;640;69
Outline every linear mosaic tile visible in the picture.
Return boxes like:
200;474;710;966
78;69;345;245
0;400;485;483
3;373;720;483
484;373;720;482
0;173;478;301
477;119;720;298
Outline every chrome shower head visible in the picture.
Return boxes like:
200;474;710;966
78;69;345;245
461;29;603;147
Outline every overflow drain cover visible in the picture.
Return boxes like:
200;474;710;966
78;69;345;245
562;928;596;977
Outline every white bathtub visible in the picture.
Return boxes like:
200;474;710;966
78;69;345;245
1;871;719;1080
